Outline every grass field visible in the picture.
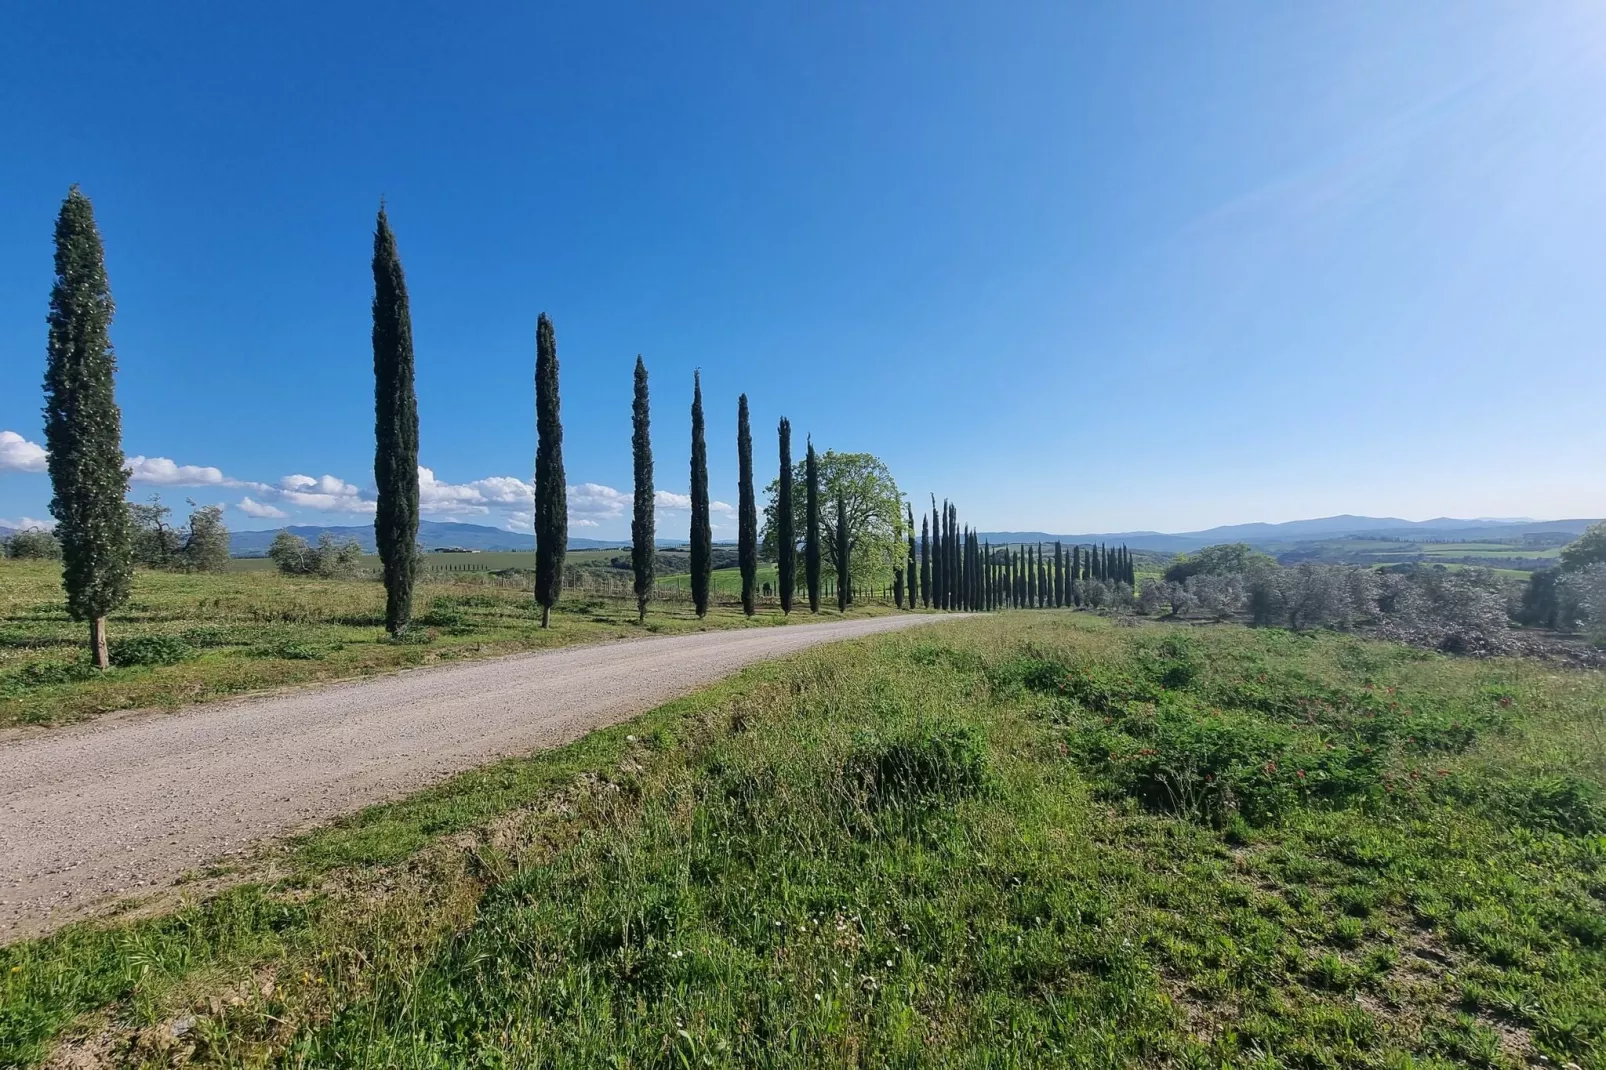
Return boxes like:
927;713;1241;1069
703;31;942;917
3;613;1602;1067
226;548;631;574
0;560;898;730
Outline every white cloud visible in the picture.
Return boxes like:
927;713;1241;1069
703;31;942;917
276;473;373;514
572;518;600;528
568;482;630;522
0;515;54;531
0;431;48;473
502;511;532;531
655;490;692;510
127;455;230;486
417;466;530;515
237;497;289;519
711;500;735;515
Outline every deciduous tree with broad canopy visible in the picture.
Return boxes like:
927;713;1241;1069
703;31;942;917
762;450;903;594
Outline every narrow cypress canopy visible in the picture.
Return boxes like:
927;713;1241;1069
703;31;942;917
919;514;930;608
689;372;712;617
533;313;566;625
804;438;821;612
631;356;654;622
44;186;133;659
372;204;420;635
737;394;757;616
905;503;918;610
777;418;795;614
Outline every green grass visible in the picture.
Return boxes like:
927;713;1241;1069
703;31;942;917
3;613;1602;1067
226;548;633;573
656;564;782;595
0;560;899;729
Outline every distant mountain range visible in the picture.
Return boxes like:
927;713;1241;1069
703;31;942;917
976;515;1600;553
5;515;1596;558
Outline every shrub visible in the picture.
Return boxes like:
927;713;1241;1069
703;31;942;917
5;660;99;688
3;527;61;560
107;634;192;667
269;532;364;577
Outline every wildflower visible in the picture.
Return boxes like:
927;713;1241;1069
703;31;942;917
1296;770;1305;779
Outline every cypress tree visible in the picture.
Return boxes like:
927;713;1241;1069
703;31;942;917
777;418;795;614
1025;544;1036;607
948;503;959;610
1072;545;1083;606
43;187;132;669
925;514;937;604
835;492;850;612
906;503;918;610
1040;547;1050;608
373;205;421;636
736;394;757;616
630;357;654;623
689;372;711;618
805;437;821;612
1053;542;1063;607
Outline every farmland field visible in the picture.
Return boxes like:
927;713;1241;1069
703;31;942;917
3;612;1602;1067
0;560;900;730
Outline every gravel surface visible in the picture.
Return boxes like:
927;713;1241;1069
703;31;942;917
0;615;944;941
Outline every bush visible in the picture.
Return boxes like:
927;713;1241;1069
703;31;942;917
269;531;364;577
3;527;61;560
5;659;98;688
107;634;193;667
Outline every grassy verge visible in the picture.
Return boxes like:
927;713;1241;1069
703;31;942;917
2;613;1603;1067
0;560;901;729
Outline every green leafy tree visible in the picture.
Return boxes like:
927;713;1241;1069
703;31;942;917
776;418;795;614
835;492;851;611
689;372;711;617
533;313;566;627
372;205;420;635
1164;542;1274;584
4;527;61;560
43;186;132;668
762;449;903;596
631;356;654;622
737;394;757;616
1560;522;1606;573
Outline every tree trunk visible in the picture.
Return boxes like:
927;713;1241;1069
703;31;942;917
541;605;551;629
90;616;109;669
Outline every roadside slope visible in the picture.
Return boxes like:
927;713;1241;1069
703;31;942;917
0;614;944;939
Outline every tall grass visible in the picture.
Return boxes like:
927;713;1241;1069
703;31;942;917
2;614;1603;1067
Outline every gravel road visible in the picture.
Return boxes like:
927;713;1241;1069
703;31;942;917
0;614;944;940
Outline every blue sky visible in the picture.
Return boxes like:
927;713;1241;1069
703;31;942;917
3;1;1605;540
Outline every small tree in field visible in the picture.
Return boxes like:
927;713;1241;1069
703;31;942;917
736;394;757;616
372;204;420;635
44;187;132;669
631;356;654;622
4;527;61;560
533;314;567;627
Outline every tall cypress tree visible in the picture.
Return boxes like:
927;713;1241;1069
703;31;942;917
835;492;851;612
1072;545;1083;605
373;205;421;636
1039;547;1050;608
925;517;937;607
1053;542;1063;607
43;187;132;669
630;356;654;623
906;503;918;610
777;418;795;614
689;372;711;618
532;314;565;628
805;437;821;613
736;394;757;616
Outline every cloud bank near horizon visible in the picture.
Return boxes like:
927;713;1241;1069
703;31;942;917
0;429;733;535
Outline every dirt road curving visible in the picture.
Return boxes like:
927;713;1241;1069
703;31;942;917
0;614;948;941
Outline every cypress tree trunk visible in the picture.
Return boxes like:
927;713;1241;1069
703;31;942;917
372;205;421;636
532;313;566;628
777;419;795;614
631;356;654;623
44;186;132;669
835;492;850;612
893;567;905;609
736;394;757;616
905;503;918;611
804;438;821;613
689;372;711;618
